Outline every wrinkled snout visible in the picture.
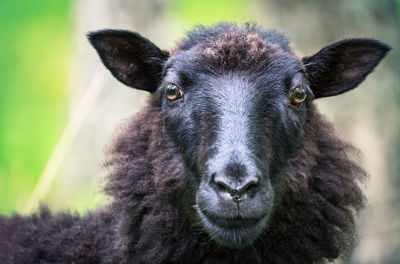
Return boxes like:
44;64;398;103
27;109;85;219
209;161;261;203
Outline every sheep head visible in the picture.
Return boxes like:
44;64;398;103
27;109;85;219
88;24;389;249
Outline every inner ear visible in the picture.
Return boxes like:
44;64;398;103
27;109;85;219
88;30;169;93
302;38;390;98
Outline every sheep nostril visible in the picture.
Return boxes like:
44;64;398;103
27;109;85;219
212;174;234;194
240;176;259;194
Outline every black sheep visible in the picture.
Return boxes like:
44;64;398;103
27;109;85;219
0;23;390;263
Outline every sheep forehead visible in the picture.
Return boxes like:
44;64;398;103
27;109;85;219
172;30;288;73
200;31;276;58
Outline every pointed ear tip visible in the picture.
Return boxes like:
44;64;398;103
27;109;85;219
86;30;145;46
86;31;96;39
86;29;116;42
373;41;391;61
338;39;392;59
381;42;391;53
364;38;391;50
364;39;391;54
86;31;102;47
86;30;117;49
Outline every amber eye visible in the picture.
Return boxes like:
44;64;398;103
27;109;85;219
289;86;307;105
165;83;183;101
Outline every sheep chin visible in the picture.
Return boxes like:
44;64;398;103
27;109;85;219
195;206;269;248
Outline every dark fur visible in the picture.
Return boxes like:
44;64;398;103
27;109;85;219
101;102;366;264
0;23;389;263
0;208;113;263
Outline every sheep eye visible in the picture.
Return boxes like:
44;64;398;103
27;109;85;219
165;83;183;101
289;86;307;105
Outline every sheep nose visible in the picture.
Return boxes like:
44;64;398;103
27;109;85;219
211;173;260;202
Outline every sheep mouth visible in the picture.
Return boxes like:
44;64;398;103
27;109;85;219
203;212;264;228
197;208;269;248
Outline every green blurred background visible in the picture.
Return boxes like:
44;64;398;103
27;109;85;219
0;0;399;262
0;0;71;213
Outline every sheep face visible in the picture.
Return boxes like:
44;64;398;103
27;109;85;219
159;46;308;247
88;24;390;249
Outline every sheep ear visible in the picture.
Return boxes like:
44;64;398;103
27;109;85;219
302;39;390;98
88;30;169;93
